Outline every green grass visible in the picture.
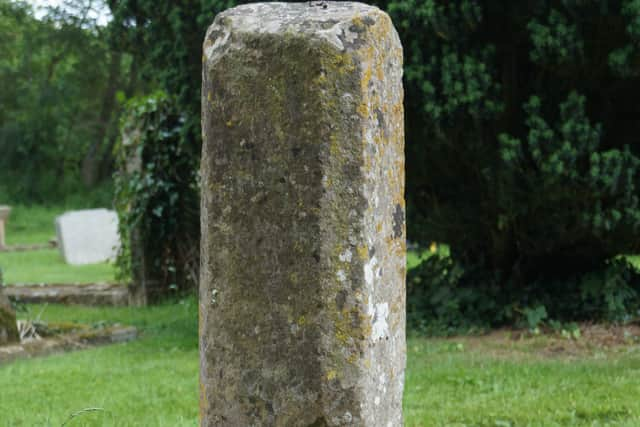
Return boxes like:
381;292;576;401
405;338;640;426
0;249;116;284
0;204;117;284
0;301;199;427
5;205;62;246
1;301;639;426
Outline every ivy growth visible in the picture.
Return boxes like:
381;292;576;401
113;92;199;300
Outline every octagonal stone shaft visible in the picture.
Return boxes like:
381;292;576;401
200;3;405;426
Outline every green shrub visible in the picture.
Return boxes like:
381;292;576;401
408;254;640;335
384;0;640;327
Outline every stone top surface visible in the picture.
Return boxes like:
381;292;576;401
205;2;389;54
215;2;380;30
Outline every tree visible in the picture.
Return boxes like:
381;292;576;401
108;0;232;164
0;0;129;202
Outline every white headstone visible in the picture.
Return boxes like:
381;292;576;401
55;209;120;265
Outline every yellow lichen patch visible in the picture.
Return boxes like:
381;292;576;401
357;245;368;260
351;15;365;30
289;271;299;285
361;314;372;338
357;102;369;118
376;61;384;81
313;72;327;86
335;326;350;345
199;380;208;417
329;134;341;157
327;370;338;381
320;48;356;76
386;169;394;181
297;315;307;326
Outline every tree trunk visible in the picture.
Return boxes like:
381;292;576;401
81;50;122;187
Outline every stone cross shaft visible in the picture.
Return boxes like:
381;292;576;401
200;3;405;426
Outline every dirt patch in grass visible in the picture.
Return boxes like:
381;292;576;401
438;323;640;360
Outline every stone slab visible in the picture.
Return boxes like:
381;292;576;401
200;3;405;426
4;283;129;306
0;325;137;365
55;209;120;265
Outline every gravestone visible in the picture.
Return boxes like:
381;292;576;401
0;290;19;346
200;3;405;426
55;209;120;265
0;206;11;249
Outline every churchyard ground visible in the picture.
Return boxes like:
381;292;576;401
0;207;639;426
0;300;639;426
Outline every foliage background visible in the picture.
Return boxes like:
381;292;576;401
5;0;640;323
0;0;138;203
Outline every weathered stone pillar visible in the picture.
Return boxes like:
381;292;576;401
200;3;405;426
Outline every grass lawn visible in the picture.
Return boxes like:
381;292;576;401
0;205;117;284
1;300;639;426
0;249;116;284
4;205;62;246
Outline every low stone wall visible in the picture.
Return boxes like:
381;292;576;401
4;283;130;306
0;325;137;364
0;242;56;252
